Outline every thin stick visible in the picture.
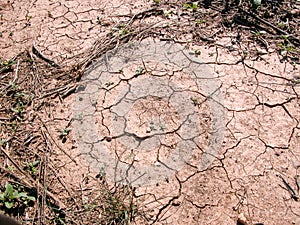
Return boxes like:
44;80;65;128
12;60;19;83
0;147;66;209
239;7;300;44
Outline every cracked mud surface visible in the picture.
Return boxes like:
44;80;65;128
1;0;300;224
72;40;225;187
0;0;153;64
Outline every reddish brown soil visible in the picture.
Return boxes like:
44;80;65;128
0;0;299;225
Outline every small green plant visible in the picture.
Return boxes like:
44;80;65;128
8;81;19;92
0;59;14;74
24;160;39;175
0;183;35;209
149;121;155;131
242;50;249;58
135;66;144;76
60;127;71;143
77;113;83;121
105;81;114;87
195;19;206;25
194;49;201;55
7;166;15;172
26;15;33;20
7;82;33;120
278;41;297;56
7;121;18;133
11;101;25;115
119;29;129;36
182;2;198;11
277;22;286;29
0;139;6;146
15;91;33;101
104;187;137;224
153;0;160;4
60;127;72;138
160;123;166;131
191;97;201;106
164;10;175;18
60;127;71;137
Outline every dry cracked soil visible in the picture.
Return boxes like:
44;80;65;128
0;0;300;225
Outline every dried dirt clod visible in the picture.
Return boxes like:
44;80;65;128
237;213;249;225
171;199;181;206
